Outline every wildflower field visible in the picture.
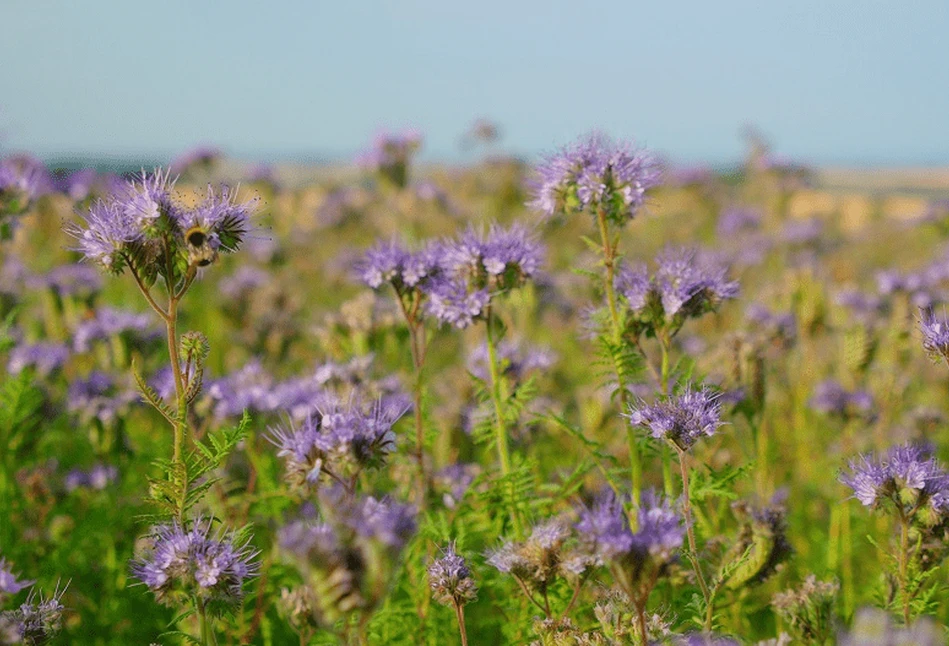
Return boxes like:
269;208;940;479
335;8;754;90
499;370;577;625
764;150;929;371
3;133;949;645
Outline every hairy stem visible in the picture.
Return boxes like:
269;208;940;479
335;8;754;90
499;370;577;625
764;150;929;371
595;206;641;502
485;307;523;538
675;445;712;628
899;512;911;625
454;603;469;646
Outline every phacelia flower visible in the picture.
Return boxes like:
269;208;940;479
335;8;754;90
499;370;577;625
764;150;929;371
808;379;875;419
428;543;477;607
486;520;572;591
356;129;422;188
838;607;942;646
627;386;724;451
269;398;408;487
840;443;949;518
132;518;258;609
176;185;258;266
529;132;660;223
919;309;949;362
575;490;684;598
71;306;157;353
0;587;65;645
6;342;69;377
772;576;838;645
0;558;33;603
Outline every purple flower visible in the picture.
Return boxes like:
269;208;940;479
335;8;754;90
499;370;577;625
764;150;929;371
65;198;140;271
29;264;102;298
809;380;875;418
170;145;222;174
486;520;571;588
433;463;478;509
655;248;739;321
121;167;177;229
1;587;65;645
132;518;258;608
614;262;651;313
478;224;544;278
219;266;270;300
356;129;422;188
529;132;660;222
466;339;556;382
64;463;118;492
67;372;138;424
269;398;408;487
841;443;949;513
576;490;685;570
71;306;157;353
177;184;258;257
428;543;477;606
628;386;724;451
7;342;69;376
424;278;490;329
0;558;33;602
717;206;762;236
920;309;949;361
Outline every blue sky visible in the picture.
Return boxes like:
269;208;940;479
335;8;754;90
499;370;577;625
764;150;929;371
1;0;947;166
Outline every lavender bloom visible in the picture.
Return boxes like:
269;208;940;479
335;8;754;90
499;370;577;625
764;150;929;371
0;156;50;215
0;559;33;602
71;307;157;352
529;132;660;222
132;518;258;609
745;304;796;345
919;309;949;362
809;379;875;419
1;587;65;645
782;218;823;245
7;342;69;376
716;206;762;236
838;607;942;646
614;262;651;313
466;339;556;382
29;264;102;298
655;248;739;321
841;443;949;515
836;290;886;326
176;184;258;263
269;398;408;487
424;278;490;329
64;463;118;492
219;266;270;300
65;198;140;271
428;543;477;606
67;372;138;424
628;386;724;451
351;496;417;550
121;167;176;230
356;129;422;188
575;490;685;589
486;520;571;589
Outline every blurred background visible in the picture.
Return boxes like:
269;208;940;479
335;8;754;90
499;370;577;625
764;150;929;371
1;0;948;171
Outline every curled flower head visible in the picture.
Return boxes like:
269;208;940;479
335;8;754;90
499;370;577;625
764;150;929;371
841;443;949;519
628;386;724;451
530;132;660;223
428;543;477;607
1;586;65;646
177;184;258;266
269;398;408;488
131;518;258;610
486;520;571;590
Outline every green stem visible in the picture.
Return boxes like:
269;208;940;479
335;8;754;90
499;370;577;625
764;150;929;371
675;445;712;628
659;332;674;497
485;307;523;538
595;206;641;502
197;598;218;646
899;512;910;625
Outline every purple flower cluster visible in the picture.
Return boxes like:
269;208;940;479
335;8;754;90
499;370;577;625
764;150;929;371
836;290;886;326
808;379;874;419
717;206;762;237
67;372;138;424
745;304;797;345
428;544;477;607
841;444;949;515
919;310;949;362
615;247;738;335
357;239;442;292
64;463;118;492
0;156;50;216
0;588;65;645
131;518;258;608
529;132;661;223
71;307;157;352
7;342;69;377
466;338;556;382
65;168;257;274
270;398;409;487
28;264;102;298
278;493;416;619
486;520;575;588
628;386;724;451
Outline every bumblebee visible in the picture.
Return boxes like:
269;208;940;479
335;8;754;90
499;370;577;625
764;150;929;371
184;225;218;267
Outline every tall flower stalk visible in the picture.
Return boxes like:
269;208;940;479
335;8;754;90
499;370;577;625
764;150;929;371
531;133;660;501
